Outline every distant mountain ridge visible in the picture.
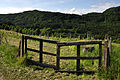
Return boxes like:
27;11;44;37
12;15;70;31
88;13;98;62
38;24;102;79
0;6;120;40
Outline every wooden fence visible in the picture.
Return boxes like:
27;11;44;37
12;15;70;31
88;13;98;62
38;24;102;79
19;35;110;74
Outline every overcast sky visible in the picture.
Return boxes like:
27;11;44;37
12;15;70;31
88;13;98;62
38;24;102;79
0;0;120;15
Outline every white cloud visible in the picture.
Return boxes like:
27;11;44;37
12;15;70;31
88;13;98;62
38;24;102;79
90;2;120;12
85;2;120;14
0;7;39;14
61;2;120;15
70;8;76;12
61;8;81;15
0;7;62;14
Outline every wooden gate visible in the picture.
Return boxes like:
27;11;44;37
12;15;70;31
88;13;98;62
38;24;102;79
20;35;110;74
56;40;102;74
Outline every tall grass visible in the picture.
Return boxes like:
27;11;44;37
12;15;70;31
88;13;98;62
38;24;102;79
0;43;18;65
98;45;120;80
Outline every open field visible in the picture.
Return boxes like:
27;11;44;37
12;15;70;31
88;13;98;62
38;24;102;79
0;30;120;80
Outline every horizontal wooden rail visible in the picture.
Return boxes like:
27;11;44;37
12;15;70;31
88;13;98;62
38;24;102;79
58;40;102;46
27;59;57;69
25;36;59;44
27;48;56;56
27;48;39;53
60;56;100;60
55;70;95;74
43;51;56;56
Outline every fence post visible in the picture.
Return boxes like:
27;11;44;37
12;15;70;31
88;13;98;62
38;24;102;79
21;35;24;57
78;35;80;40
25;36;27;57
69;33;71;39
99;41;102;69
109;37;112;53
104;41;110;70
77;45;80;71
56;44;60;70
18;40;21;57
40;40;43;63
77;45;80;74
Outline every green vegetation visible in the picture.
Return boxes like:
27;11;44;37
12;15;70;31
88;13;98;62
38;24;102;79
0;30;120;80
0;6;120;42
98;45;120;80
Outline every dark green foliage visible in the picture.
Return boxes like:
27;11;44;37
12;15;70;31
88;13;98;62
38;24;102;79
0;6;120;40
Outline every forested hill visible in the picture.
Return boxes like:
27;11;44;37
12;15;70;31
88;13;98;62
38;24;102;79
0;6;120;40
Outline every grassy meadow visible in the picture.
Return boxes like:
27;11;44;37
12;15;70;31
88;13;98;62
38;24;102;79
0;29;120;80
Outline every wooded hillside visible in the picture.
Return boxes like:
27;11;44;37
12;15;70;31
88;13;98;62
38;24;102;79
0;6;120;41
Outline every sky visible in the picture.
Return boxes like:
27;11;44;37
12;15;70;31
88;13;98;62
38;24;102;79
0;0;120;15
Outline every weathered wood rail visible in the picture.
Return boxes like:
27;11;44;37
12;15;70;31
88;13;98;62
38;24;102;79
20;35;110;74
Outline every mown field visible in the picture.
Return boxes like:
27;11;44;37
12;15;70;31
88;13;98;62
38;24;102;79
0;30;120;80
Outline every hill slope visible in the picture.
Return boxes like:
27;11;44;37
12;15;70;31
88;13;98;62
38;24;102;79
0;6;120;39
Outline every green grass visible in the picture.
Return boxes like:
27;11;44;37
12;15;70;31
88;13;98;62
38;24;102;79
0;29;120;80
0;43;18;65
98;45;120;80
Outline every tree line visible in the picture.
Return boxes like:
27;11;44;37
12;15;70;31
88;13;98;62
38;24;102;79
0;6;120;43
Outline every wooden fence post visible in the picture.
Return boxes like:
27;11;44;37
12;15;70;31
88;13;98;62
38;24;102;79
104;41;110;70
18;40;21;57
77;45;80;72
109;37;112;53
25;36;27;57
99;41;102;68
22;35;24;57
69;33;71;39
56;44;60;70
78;35;80;40
40;40;43;63
18;35;24;57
